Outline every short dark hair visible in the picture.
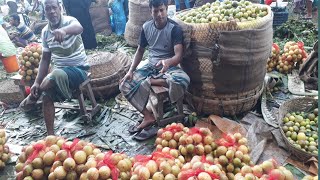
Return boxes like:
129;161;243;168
149;0;168;8
10;14;20;23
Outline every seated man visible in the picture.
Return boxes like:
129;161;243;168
9;14;38;47
120;0;190;139
20;0;89;135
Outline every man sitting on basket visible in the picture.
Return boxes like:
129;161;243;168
19;0;89;135
120;0;190;140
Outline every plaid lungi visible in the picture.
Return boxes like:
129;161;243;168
119;63;190;112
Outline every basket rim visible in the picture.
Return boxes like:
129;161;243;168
277;97;318;161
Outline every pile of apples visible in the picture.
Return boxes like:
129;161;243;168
234;159;294;180
266;43;280;72
131;151;184;180
155;123;185;151
18;43;42;82
276;41;308;74
178;127;215;161
15;136;112;180
0;129;10;170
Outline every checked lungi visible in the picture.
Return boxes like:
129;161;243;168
119;63;190;112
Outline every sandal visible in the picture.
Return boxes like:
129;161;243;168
133;125;160;141
128;120;154;134
19;95;38;112
128;123;143;134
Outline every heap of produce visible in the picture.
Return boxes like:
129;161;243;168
131;151;184;180
176;0;269;24
276;41;308;74
234;159;294;180
281;108;318;154
0;129;10;170
266;43;280;72
18;43;42;82
15;136;122;180
266;41;308;74
14;123;307;179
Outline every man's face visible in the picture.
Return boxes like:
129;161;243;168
9;17;17;26
151;4;168;26
44;0;61;27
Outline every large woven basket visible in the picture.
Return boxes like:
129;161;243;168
278;97;318;162
192;83;264;116
86;51;131;98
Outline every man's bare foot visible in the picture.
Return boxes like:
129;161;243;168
138;108;156;129
137;119;155;129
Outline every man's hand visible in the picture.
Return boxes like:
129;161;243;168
52;29;67;43
156;60;169;73
120;71;133;84
30;82;40;98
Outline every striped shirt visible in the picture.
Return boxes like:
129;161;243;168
16;23;37;42
41;16;87;68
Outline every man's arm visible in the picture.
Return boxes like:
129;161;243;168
34;51;51;85
163;44;183;67
128;46;145;72
60;20;83;35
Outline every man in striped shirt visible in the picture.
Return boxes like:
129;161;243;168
9;14;37;47
19;0;89;135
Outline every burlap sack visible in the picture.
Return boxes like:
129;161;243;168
124;0;151;47
124;21;143;47
86;51;132;98
89;5;112;35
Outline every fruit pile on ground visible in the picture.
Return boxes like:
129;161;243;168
14;123;305;179
15;136;116;180
234;159;294;180
177;0;269;24
267;43;280;72
281;108;318;155
18;43;42;82
0;129;10;170
276;41;308;74
131;151;183;180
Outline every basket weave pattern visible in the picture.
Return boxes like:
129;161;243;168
278;97;318;162
86;51;131;98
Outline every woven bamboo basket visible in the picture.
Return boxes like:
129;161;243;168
278;97;318;162
86;51;131;98
192;83;264;116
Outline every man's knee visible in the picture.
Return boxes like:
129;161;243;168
40;77;55;91
42;94;53;102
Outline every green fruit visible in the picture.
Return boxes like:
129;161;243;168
297;132;306;141
308;146;317;152
312;134;318;140
289;116;295;122
313;108;318;116
282;126;289;132
291;132;297;141
308;137;315;142
285;131;292;137
308;113;315;121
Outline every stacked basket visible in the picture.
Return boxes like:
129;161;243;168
174;3;273;116
86;51;131;98
124;0;152;47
